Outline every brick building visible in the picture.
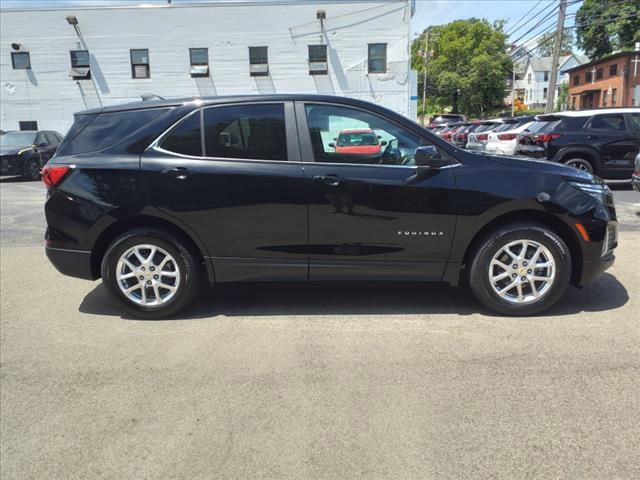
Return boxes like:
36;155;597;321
565;50;640;110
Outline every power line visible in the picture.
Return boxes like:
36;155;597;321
505;0;544;35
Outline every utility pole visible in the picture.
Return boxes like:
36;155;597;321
511;62;516;116
546;0;567;113
421;30;429;126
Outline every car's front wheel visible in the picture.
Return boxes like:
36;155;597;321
468;222;571;316
564;157;594;174
101;228;201;319
24;158;41;181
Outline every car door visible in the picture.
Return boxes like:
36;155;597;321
142;101;309;282
585;113;638;170
43;133;60;163
297;101;457;281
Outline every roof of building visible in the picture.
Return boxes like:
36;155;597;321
526;54;589;73
564;51;638;72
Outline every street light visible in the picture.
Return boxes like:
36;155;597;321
65;15;78;25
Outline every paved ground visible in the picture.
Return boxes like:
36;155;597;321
1;178;639;479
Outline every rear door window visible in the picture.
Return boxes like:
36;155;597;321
587;114;626;131
630;113;640;130
161;113;202;157
202;104;288;161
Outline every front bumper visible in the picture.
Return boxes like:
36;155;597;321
0;156;25;175
46;246;96;280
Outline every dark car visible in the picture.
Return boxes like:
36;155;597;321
426;114;467;129
43;95;617;319
451;122;482;148
514;108;640;179
0;130;64;180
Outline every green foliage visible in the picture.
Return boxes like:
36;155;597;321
536;31;574;57
575;0;640;59
556;83;569;111
412;19;511;118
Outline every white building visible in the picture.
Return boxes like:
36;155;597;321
0;0;417;134
522;54;588;109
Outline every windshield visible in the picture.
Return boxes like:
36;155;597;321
337;132;378;146
524;121;561;133
0;132;37;148
494;123;516;132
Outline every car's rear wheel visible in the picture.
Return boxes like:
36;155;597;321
468;222;571;316
24;158;41;181
101;228;201;319
564;157;594;174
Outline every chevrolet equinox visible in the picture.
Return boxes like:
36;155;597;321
44;95;618;318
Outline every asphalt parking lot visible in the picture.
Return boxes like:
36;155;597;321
1;177;639;479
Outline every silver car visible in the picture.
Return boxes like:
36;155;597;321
633;152;640;192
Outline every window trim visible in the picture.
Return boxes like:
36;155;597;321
308;44;328;75
69;49;91;79
189;48;209;78
248;46;269;77
11;51;31;69
130;49;150;79
367;43;387;74
149;101;299;162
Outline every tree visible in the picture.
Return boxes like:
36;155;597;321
536;30;574;57
556;82;569;111
575;0;640;59
411;19;511;117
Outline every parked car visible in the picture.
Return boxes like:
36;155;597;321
632;152;640;192
439;122;466;142
466;120;503;151
485;116;536;156
513;108;640;179
451;122;482;148
44;95;617;319
0;130;63;180
426;114;467;129
330;128;385;155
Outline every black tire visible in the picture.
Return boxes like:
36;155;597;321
468;222;571;316
563;157;594;174
101;228;201;319
24;158;41;181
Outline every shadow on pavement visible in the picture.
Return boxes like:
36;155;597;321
0;175;31;183
79;272;628;321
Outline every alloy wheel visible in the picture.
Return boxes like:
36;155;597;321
115;244;180;307
488;239;556;304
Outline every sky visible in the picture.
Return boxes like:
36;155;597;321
1;0;583;51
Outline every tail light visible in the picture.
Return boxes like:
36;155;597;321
458;133;467;141
533;133;562;143
476;133;488;141
42;165;72;189
497;133;517;141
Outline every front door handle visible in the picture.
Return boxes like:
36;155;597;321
162;167;193;180
313;174;342;187
586;135;598;141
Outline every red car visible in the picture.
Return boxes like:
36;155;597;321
329;129;385;154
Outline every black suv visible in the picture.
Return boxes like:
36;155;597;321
515;108;640;179
44;95;617;318
1;130;64;180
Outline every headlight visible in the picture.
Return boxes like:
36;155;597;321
568;181;613;205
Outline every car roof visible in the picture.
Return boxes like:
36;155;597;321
552;107;640;117
77;94;395;115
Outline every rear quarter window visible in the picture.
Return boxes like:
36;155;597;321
58;108;170;156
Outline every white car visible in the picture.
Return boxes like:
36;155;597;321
485;117;536;156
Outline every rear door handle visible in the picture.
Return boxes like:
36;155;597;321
313;174;342;187
586;136;598;140
162;167;193;180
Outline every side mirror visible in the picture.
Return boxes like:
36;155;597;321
415;145;450;168
380;140;388;146
328;142;336;148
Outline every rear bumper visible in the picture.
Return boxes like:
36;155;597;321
46;246;96;280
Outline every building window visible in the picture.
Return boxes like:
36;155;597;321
19;121;38;131
603;91;608;106
611;88;617;106
368;43;387;74
527;73;531;84
610;64;617;76
308;45;328;75
189;48;209;77
11;52;31;69
544;71;549;81
573;74;580;86
543;87;548;99
69;50;90;80
249;46;269;76
596;68;603;80
130;49;150;79
585;71;592;83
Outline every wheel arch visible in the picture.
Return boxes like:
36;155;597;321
90;214;212;281
555;146;601;169
461;209;583;286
